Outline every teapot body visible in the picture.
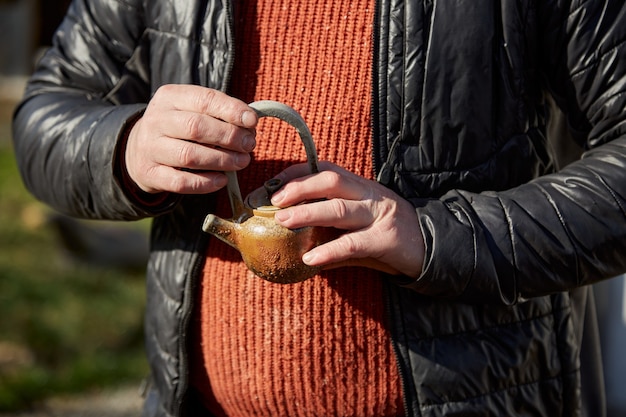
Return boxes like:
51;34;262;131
203;210;339;283
201;100;330;284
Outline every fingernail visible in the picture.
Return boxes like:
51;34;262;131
241;111;257;127
214;175;228;188
242;135;256;152
271;189;285;205
274;208;290;222
235;153;250;168
302;252;316;265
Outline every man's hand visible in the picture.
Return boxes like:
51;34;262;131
270;162;424;278
125;85;258;194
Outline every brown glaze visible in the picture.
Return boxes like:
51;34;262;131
203;209;340;284
201;100;330;284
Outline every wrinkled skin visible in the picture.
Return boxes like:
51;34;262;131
270;161;425;278
125;86;425;279
125;85;258;194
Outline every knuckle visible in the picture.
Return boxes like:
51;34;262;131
214;123;239;147
183;114;205;139
135;167;156;191
177;142;197;167
143;165;158;179
227;123;241;144
195;88;219;115
167;174;187;194
331;198;349;219
188;177;208;194
154;84;172;98
167;173;207;194
322;170;342;189
152;84;177;106
339;234;364;256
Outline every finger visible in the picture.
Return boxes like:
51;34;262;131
302;228;379;266
274;198;372;230
320;258;401;275
141;165;229;195
143;94;256;154
272;161;345;183
152;84;258;128
271;169;369;207
152;109;256;152
308;225;422;278
272;162;315;183
151;137;251;172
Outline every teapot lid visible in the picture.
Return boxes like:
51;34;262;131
244;178;283;211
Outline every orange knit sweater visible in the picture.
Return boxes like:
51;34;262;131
190;1;404;416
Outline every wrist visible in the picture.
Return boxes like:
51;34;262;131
114;111;171;208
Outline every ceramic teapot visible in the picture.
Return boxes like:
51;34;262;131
202;100;339;284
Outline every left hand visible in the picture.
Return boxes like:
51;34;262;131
270;162;424;278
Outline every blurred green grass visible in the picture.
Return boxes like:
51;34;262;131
0;99;149;411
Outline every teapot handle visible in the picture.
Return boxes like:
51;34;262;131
249;100;320;174
226;100;319;220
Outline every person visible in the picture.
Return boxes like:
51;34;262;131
11;0;626;416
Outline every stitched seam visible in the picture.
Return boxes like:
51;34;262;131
144;27;229;50
108;0;137;7
590;90;626;124
570;0;593;15
535;182;582;286
396;127;543;176
414;304;570;342
419;367;580;410
446;200;478;297
497;195;518;304
571;37;626;80
596;169;626;218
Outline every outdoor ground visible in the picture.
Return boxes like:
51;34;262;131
0;78;146;416
0;385;143;417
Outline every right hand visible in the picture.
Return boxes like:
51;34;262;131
125;85;258;194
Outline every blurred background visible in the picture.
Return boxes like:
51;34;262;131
1;0;148;415
1;1;625;416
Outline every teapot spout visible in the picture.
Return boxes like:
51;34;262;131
202;214;240;250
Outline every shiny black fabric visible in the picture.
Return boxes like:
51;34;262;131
12;0;626;416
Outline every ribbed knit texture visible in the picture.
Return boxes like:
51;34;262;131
190;1;404;416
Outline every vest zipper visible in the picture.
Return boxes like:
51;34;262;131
384;281;417;417
373;1;415;415
177;1;236;414
177;234;209;416
371;0;383;180
222;0;236;93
